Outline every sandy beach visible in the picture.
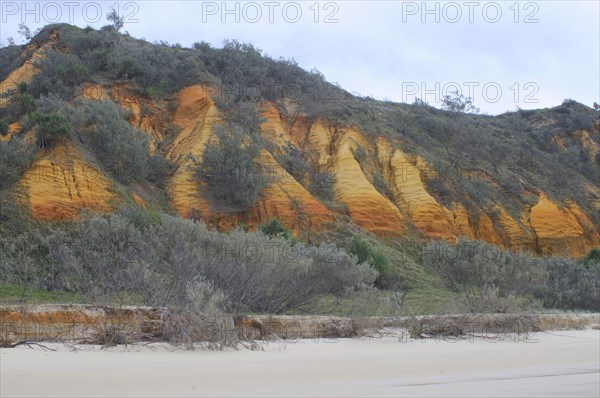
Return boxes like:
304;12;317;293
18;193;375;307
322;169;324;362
1;329;598;397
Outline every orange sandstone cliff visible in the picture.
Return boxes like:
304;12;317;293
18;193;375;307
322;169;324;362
1;30;599;257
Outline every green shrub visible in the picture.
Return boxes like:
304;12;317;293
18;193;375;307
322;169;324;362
423;239;546;312
310;170;335;201
0;45;26;82
369;250;388;274
116;203;162;230
348;237;371;264
0;120;8;137
73;99;149;183
19;94;36;113
0;137;36;190
582;248;600;265
196;124;265;212
0;192;35;238
217;101;264;135
373;171;393;200
17;82;27;94
101;35;212;97
538;256;599;311
32;112;71;148
31;50;92;99
0;226;49;293
259;218;291;240
276;144;310;184
352;144;367;163
145;155;176;187
348;237;388;274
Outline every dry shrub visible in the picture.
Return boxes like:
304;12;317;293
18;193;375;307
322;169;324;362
405;313;542;340
160;278;237;350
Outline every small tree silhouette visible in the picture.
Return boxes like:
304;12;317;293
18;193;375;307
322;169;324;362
107;9;125;32
442;90;479;114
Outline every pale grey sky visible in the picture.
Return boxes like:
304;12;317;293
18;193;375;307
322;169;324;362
1;0;598;114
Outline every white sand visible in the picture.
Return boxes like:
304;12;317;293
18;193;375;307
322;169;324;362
1;330;599;397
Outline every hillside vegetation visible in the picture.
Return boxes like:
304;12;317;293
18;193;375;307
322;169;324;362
0;24;599;314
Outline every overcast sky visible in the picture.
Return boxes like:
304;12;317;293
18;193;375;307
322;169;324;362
1;0;598;114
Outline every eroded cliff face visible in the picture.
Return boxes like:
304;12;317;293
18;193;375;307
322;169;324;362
0;43;47;96
527;193;600;257
19;143;115;220
1;39;598;255
165;85;219;220
112;85;169;155
161;87;333;232
259;102;295;149
328;129;404;236
374;138;539;251
251;150;333;233
0;31;60;108
379;140;452;239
